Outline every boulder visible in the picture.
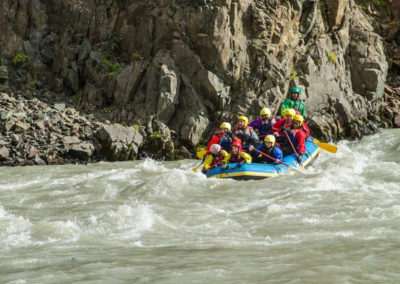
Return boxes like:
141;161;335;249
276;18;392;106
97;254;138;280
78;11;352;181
0;146;10;160
96;124;143;161
68;142;95;160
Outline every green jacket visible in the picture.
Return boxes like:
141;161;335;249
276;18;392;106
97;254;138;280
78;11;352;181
280;98;306;117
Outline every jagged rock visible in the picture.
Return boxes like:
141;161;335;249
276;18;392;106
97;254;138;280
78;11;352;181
394;114;400;128
68;142;95;160
14;122;31;133
96;124;143;161
0;146;10;160
63;136;81;146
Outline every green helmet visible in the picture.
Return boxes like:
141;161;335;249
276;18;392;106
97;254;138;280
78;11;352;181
290;86;302;95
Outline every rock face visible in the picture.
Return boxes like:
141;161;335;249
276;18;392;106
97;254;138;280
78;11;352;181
0;0;398;150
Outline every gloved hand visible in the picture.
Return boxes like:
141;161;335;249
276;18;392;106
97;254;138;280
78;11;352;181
296;154;303;164
220;163;228;171
238;160;246;168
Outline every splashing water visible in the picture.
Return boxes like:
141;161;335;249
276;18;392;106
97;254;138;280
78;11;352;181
0;129;399;282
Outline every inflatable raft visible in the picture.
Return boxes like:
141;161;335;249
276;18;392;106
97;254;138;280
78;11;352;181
205;138;320;180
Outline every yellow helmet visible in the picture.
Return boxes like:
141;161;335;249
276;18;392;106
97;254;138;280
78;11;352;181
220;122;231;131
260;107;271;116
293;114;304;126
284;108;296;118
264;135;275;146
237;115;248;126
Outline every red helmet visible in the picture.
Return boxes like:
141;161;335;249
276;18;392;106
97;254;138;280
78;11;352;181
231;140;242;152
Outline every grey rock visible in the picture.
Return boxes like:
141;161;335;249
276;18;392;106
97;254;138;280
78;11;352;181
14;122;31;133
54;102;66;111
63;136;81;146
68;142;95;160
0;146;10;160
96;124;143;161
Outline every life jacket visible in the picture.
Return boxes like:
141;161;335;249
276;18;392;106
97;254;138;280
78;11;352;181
212;152;225;164
259;119;275;136
259;144;276;163
229;153;244;163
279;129;299;155
219;133;233;152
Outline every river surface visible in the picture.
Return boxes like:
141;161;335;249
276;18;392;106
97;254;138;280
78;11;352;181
1;129;400;283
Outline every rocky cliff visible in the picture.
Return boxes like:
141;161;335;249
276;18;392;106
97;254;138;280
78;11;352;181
0;0;399;162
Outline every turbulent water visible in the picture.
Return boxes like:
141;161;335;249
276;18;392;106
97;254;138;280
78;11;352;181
1;129;400;283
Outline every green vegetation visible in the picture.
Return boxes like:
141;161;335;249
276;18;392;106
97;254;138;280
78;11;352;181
328;52;337;64
359;4;366;10
289;69;298;81
12;53;29;65
375;0;387;7
102;58;124;77
132;124;141;132
101;106;114;114
72;93;81;104
131;51;140;60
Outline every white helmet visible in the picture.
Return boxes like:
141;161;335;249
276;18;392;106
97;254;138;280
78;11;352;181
210;144;222;155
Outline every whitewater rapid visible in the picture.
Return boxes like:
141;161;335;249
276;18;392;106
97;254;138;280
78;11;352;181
0;129;399;283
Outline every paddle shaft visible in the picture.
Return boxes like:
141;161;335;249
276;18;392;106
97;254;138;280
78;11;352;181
284;131;304;167
253;148;307;174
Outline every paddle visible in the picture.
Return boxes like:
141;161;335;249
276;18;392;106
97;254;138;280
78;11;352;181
284;131;304;167
253;148;308;175
307;138;337;154
192;160;204;172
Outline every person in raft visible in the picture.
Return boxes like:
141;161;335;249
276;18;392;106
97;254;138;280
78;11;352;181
222;140;252;170
202;144;229;173
249;135;283;164
206;122;233;154
272;108;296;136
273;108;310;138
280;86;306;117
218;122;233;152
233;115;260;150
277;114;306;163
248;107;278;138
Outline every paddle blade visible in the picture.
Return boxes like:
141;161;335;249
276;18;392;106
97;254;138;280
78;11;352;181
196;149;207;160
192;162;202;172
314;138;337;154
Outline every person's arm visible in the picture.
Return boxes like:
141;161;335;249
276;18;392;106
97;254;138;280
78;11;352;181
223;154;231;164
302;122;310;138
206;135;220;154
272;118;285;134
241;152;252;163
280;99;293;117
248;119;260;130
203;155;213;169
296;131;306;154
274;147;283;161
300;102;306;117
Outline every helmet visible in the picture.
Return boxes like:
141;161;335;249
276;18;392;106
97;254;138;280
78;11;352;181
260;107;271;116
292;114;304;126
210;144;222;155
264;135;275;146
231;140;242;152
220;122;231;131
237;115;248;126
284;108;296;118
290;86;302;95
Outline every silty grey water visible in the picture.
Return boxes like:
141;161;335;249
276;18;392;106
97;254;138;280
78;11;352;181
1;129;400;283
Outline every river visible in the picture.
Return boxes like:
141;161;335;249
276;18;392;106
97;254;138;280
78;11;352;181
1;129;400;283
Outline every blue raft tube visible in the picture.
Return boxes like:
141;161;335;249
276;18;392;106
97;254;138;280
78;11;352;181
205;137;320;180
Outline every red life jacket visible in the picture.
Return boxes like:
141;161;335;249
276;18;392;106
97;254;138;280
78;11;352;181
229;153;244;163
